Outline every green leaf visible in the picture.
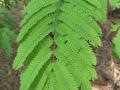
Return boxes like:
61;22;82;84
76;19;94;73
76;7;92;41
13;0;103;90
113;30;120;59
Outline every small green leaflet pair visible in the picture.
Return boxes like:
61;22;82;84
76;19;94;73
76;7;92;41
12;0;116;90
112;21;120;59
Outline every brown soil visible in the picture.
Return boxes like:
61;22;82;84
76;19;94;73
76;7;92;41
0;47;19;90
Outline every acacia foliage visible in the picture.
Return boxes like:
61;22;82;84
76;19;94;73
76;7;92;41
12;0;112;90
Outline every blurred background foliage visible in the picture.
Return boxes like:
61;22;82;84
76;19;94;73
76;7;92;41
0;0;18;9
0;0;28;56
0;0;17;55
0;1;23;90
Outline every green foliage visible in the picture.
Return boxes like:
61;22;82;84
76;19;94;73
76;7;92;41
0;8;16;55
12;0;120;89
112;21;120;59
0;0;18;9
110;0;120;7
109;0;120;59
13;0;103;90
90;0;120;22
89;0;108;22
